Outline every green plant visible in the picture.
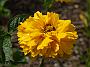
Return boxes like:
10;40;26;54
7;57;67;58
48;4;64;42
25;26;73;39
0;15;28;67
0;0;10;18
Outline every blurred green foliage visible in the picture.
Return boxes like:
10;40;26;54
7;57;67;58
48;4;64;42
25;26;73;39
43;0;54;12
86;48;90;67
0;0;10;18
84;0;90;38
80;0;90;67
0;27;5;64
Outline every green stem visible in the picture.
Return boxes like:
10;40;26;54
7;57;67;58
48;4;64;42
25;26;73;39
57;59;64;67
40;58;44;67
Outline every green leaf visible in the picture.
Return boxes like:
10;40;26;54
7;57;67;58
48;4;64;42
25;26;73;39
0;27;5;63
3;33;13;63
13;48;27;64
0;0;11;17
2;8;11;17
85;48;90;67
84;27;90;37
8;14;28;33
86;62;90;67
0;0;7;7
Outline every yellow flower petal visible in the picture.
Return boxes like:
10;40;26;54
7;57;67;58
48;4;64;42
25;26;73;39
57;20;75;33
37;37;53;50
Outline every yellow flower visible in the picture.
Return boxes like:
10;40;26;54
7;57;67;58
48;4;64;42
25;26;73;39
17;11;78;58
55;0;73;3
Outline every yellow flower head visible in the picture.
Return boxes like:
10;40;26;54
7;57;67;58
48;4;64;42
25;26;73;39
55;0;73;3
17;11;78;58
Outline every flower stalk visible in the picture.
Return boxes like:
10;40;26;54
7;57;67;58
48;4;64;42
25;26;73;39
40;58;44;67
57;59;64;67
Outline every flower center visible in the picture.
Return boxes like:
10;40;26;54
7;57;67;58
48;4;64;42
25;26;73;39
44;24;56;33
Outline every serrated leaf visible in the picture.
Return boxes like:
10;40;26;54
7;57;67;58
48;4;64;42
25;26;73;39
3;34;13;63
8;15;28;33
